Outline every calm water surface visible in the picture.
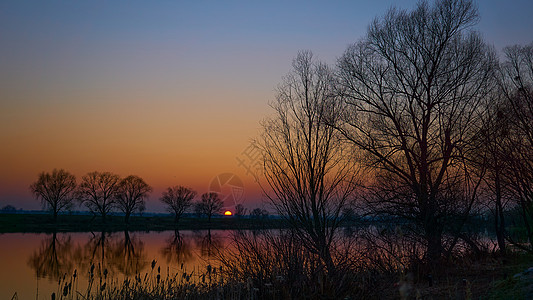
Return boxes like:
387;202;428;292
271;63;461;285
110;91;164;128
0;230;232;299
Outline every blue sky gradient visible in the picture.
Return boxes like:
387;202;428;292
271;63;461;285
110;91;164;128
1;0;532;212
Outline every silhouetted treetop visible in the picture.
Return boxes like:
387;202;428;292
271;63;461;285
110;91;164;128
29;169;77;221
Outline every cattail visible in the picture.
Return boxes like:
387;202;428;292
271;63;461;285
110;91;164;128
151;259;156;270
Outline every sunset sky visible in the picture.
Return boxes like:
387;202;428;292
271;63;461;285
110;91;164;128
1;0;532;212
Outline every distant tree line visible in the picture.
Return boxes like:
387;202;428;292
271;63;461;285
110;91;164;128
29;169;264;225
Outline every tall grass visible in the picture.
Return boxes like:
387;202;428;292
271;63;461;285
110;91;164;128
51;260;234;299
40;226;530;299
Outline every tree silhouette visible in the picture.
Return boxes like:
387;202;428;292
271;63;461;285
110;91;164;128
234;204;247;218
336;0;495;264
115;175;152;224
29;169;76;222
160;185;196;226
196;192;224;223
77;171;121;222
250;208;268;219
498;43;533;250
475;94;513;254
258;51;360;279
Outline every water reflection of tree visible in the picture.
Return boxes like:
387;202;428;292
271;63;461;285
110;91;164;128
71;231;148;279
195;229;222;258
109;231;148;276
160;230;193;264
71;231;112;279
28;232;74;280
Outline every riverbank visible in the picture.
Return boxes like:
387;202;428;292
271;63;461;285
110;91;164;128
376;252;533;299
24;249;533;299
0;213;286;233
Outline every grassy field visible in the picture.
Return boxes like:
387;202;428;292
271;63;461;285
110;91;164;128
0;213;286;233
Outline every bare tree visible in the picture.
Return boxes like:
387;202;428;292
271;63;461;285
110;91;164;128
259;51;359;280
250;207;268;220
499;43;533;145
1;205;16;213
498;43;533;250
29;169;77;222
475;95;512;253
77;171;121;222
234;204;247;218
196;192;224;223
115;175;152;224
336;0;495;264
160;185;196;225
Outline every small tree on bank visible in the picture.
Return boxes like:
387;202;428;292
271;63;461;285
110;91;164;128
160;185;197;226
234;204;247;218
77;171;121;222
195;192;224;223
115;175;152;224
250;208;269;220
29;169;77;222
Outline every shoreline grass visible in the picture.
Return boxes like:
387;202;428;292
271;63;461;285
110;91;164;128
43;251;533;299
0;213;288;233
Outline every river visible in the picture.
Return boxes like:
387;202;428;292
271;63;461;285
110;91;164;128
0;230;231;299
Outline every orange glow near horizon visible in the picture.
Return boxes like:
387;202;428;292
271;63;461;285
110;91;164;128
224;210;233;216
0;92;267;210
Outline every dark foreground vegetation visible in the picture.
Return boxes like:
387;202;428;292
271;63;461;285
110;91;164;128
0;213;285;233
16;227;533;300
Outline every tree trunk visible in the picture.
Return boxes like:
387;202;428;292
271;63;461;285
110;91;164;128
125;211;130;224
519;198;533;250
495;176;506;253
322;246;336;276
425;216;443;267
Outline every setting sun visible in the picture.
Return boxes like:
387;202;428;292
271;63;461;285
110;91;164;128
224;210;233;216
